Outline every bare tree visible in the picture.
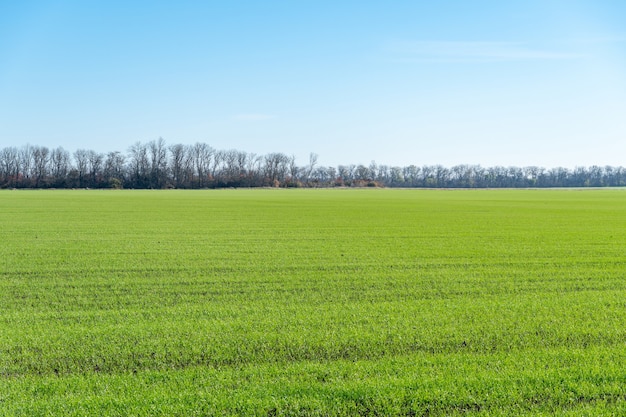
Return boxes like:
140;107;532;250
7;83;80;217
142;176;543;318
221;149;241;185
354;164;370;181
147;138;168;188
245;153;262;185
72;149;90;188
85;150;104;187
301;152;318;185
288;155;300;186
104;151;126;188
264;152;289;186
192;142;214;188
31;146;50;187
389;166;403;185
50;147;70;186
18;145;34;187
169;143;187;188
402;165;419;187
0;147;20;187
128;142;150;188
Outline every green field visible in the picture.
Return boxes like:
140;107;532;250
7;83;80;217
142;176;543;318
1;189;626;416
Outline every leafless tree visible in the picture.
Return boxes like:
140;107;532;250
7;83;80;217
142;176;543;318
50;147;70;186
148;138;168;188
0;147;20;187
128;142;150;188
192;142;214;188
104;151;126;188
264;152;289;185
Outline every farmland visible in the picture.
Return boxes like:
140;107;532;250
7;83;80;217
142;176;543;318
1;189;626;416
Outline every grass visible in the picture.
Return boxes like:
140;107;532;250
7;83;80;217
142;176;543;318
1;188;626;416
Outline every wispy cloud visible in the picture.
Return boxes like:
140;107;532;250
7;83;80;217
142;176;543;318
569;35;626;45
233;113;276;121
386;40;586;63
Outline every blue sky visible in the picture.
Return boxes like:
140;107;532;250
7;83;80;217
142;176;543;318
1;0;625;168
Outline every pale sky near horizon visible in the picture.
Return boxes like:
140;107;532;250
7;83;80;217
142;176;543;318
1;1;625;168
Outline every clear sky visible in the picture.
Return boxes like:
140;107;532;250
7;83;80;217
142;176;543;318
1;0;625;168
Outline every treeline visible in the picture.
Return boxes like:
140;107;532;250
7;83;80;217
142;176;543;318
1;139;625;189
